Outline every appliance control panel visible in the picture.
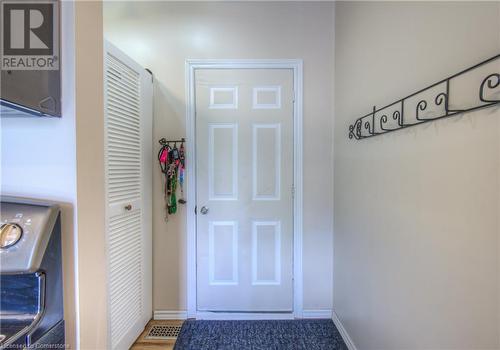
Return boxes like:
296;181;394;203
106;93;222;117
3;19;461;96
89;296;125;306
0;199;59;273
0;210;38;249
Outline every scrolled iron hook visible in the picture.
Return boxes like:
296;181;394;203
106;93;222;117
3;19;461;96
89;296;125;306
416;99;428;121
364;120;373;135
379;109;402;132
392;110;402;126
479;73;500;103
435;92;447;106
379;114;389;131
434;92;449;116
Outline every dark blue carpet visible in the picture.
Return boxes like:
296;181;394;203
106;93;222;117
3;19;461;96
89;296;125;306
174;319;348;350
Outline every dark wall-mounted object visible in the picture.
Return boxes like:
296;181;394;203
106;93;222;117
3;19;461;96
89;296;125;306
0;0;61;118
159;137;186;145
348;54;500;140
1;69;61;117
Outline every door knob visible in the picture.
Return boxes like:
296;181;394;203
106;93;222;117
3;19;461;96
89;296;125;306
200;206;209;215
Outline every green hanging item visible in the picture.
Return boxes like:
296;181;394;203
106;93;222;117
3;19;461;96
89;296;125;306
168;168;178;214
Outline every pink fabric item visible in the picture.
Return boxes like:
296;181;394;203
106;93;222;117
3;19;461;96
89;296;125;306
160;149;168;163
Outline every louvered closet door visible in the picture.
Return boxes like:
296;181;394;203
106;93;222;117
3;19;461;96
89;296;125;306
104;41;153;350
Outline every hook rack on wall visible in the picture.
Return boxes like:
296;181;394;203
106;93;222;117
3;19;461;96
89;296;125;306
348;54;500;140
159;137;186;145
157;137;186;219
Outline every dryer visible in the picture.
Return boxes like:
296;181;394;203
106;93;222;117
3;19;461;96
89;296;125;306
0;197;64;349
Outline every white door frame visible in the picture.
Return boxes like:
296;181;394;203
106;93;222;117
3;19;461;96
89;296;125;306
185;59;303;319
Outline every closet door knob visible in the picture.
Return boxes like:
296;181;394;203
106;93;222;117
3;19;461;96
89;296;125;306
124;204;132;211
200;206;209;215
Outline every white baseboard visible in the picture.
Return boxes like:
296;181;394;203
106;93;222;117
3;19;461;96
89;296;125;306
196;312;295;320
154;310;296;320
154;310;188;320
302;309;333;319
155;309;335;320
332;310;357;350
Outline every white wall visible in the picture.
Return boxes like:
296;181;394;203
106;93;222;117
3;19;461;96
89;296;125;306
104;1;335;314
334;1;500;349
1;2;78;348
74;1;108;349
1;2;107;348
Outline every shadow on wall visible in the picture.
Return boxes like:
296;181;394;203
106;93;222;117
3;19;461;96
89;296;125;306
56;201;78;350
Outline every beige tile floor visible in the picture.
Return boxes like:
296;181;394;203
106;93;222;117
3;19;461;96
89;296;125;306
130;320;184;350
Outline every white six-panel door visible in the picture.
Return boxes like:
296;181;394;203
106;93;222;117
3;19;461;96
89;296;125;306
104;41;152;349
196;69;294;312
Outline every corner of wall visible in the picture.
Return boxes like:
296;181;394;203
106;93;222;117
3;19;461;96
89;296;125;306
331;0;336;314
60;1;79;349
497;4;500;349
74;1;107;349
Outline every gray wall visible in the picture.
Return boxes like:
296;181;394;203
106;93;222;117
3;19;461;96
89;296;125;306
334;2;500;349
104;1;335;313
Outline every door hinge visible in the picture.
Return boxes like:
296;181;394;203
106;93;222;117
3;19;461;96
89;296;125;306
292;185;295;198
194;206;197;215
292;90;296;103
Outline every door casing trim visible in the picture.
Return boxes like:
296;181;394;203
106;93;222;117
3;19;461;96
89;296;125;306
185;59;303;319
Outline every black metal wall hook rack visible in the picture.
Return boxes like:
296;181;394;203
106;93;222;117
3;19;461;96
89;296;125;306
159;137;186;145
348;54;500;140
